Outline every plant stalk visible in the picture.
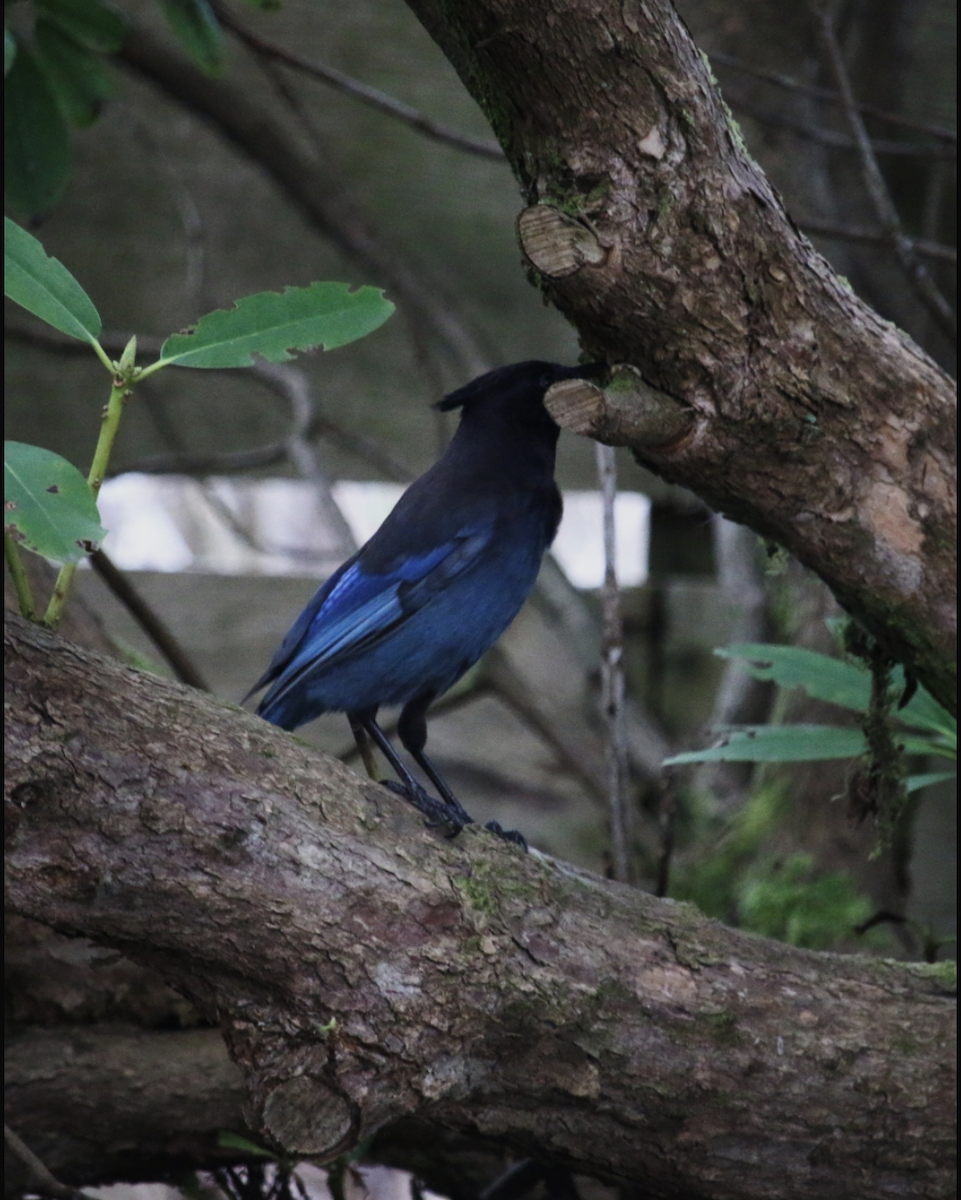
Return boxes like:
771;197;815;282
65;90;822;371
43;374;131;627
4;530;38;620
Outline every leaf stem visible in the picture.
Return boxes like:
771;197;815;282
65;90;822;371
134;360;165;382
90;337;117;374
43;373;131;627
4;531;38;620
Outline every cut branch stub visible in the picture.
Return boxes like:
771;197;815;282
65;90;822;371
261;1076;354;1158
517;204;607;277
545;365;693;449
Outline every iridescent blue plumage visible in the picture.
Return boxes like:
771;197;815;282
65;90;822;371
249;359;604;838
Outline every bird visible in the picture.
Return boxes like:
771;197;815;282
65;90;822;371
247;359;606;842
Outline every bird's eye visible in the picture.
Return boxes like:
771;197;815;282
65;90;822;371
539;373;554;390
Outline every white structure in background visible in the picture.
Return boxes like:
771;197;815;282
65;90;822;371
96;475;650;588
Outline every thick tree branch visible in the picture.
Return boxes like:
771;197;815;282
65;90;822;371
403;0;957;714
5;616;956;1199
5;1028;248;1193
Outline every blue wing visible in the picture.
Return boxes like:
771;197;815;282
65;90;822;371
252;525;495;721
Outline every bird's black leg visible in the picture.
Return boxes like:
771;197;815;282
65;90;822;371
347;713;381;782
350;710;467;833
397;696;475;827
399;696;527;849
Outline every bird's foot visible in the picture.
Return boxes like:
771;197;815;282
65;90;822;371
381;779;472;837
484;820;528;851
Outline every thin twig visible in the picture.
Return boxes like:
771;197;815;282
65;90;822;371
654;777;676;899
5;321;418;483
710;49;957;143
725;97;956;160
596;443;632;885
253;361;357;557
118;20;491;378
214;3;505;161
811;4;956;343
798;219;956;265
5;1124;94;1200
89;550;211;689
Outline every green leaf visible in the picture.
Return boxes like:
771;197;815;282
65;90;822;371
5;217;102;342
4;39;71;217
34;0;127;53
664;724;867;766
5;27;17;76
158;282;394;369
35;20;116;128
719;641;955;743
158;0;223;75
898;734;956;761
717;643;871;711
4;441;107;564
905;771;956;794
896;684;956;739
216;1133;275;1158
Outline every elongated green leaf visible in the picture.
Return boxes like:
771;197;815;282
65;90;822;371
717;644;871;711
158;0;223;75
897;734;956;760
34;0;127;53
4;441;106;564
664;724;867;766
5;28;17;76
216;1133;275;1158
158;282;394;369
5;217;101;342
4;40;71;217
896;684;956;739
719;641;955;741
35;20;116;128
906;771;956;794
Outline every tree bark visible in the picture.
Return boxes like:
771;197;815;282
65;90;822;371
5;616;956;1199
402;0;957;714
5;1026;247;1193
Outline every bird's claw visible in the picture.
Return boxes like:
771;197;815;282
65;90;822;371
381;779;470;838
381;782;525;849
484;820;528;851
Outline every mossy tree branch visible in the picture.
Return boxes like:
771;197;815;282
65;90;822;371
5;614;956;1199
404;0;957;714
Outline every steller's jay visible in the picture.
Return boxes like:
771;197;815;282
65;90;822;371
248;359;605;842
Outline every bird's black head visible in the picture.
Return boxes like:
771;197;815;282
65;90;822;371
438;360;606;430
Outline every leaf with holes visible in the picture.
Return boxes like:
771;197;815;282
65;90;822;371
157;282;394;369
663;724;867;766
4;441;106;563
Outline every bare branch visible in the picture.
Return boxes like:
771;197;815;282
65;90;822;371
85;551;210;690
595;443;632;884
709;49;957;143
214;3;505;162
797;219;957;265
5;1124;95;1200
811;4;956;342
116;19;491;378
4;320;418;484
724;96;956;160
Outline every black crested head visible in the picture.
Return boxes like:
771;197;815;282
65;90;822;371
438;360;606;426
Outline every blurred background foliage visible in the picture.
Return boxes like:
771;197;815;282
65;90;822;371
4;0;956;963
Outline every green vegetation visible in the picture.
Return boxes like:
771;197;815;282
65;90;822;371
3;217;393;626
